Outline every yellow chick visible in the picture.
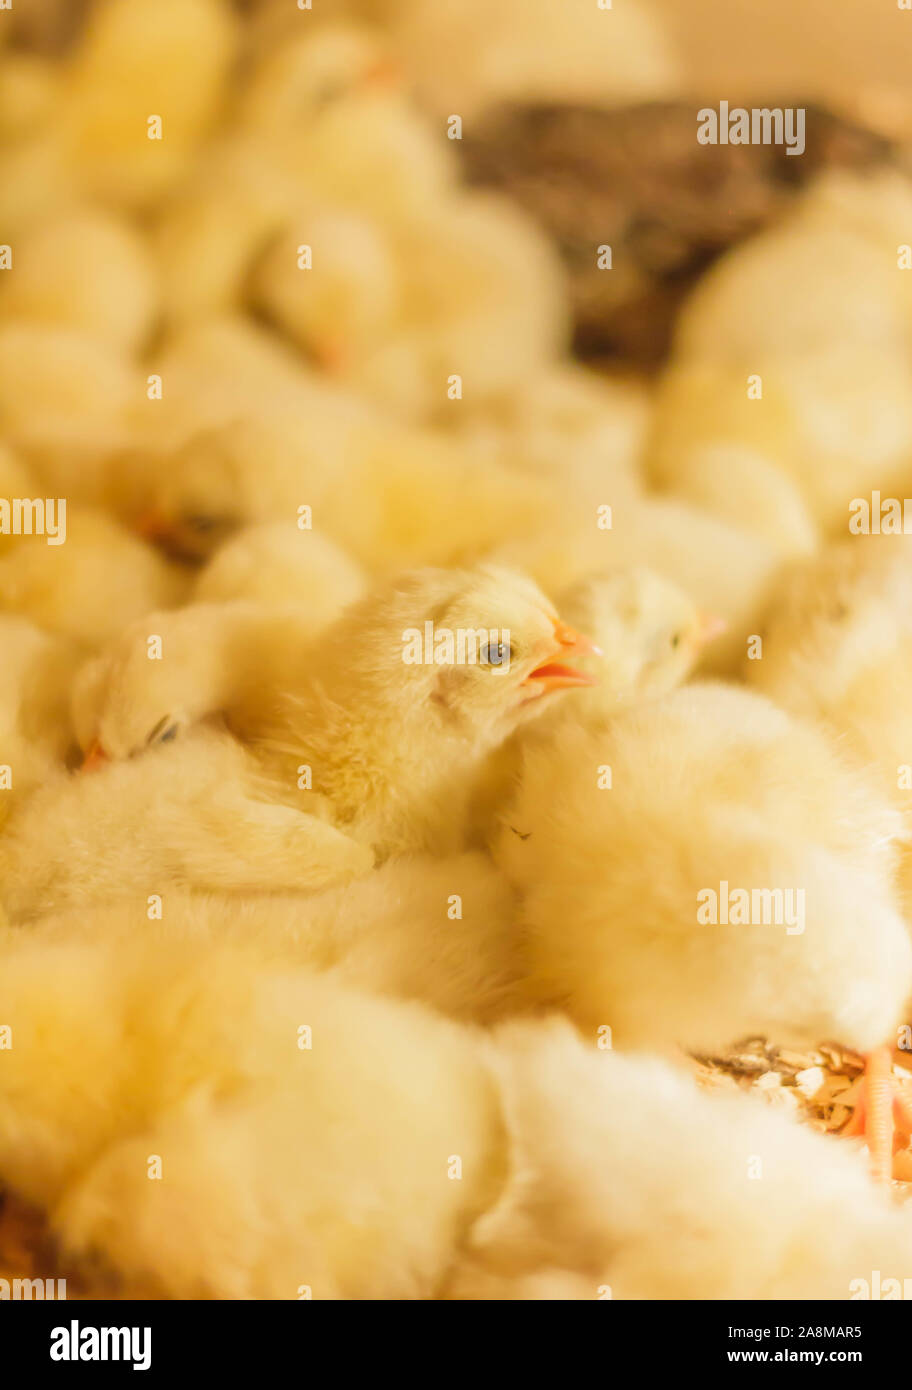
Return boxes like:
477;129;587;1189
238;22;457;224
388;0;680;120
494;681;912;1180
34;850;522;1027
468;566;719;844
494;494;782;674
74;567;599;859
744;539;912;807
249;202;402;373
673;209;910;365
0;323;138;498
130;406;553;574
448;1019;912;1300
0;928;501;1298
152;136;300;328
449;363;648;506
650;440;819;558
0;615;78;827
57;0;239;209
342;192;570;420
648;347;912;538
0;206;158;354
193;522;367;625
0;507;188;650
2;922;910;1299
0;724;374;924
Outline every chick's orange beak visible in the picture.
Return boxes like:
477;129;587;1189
134;509;174;544
695;612;727;646
522;618;601;693
81;739;108;772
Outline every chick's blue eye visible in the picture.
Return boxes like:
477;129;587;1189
480;641;512;667
159;725;178;743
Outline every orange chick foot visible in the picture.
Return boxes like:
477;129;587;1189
842;1046;912;1183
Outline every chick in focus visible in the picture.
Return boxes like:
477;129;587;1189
75;566;599;859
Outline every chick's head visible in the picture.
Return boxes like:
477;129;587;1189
558;567;723;705
133;428;250;562
318;564;599;747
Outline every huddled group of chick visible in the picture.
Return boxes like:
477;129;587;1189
5;0;912;1301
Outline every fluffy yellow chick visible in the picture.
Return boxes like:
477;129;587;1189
494;493;782;673
58;0;239;208
2;923;909;1299
152;136;299;328
0;615;78;827
0;928;502;1298
467;566;717;845
651;440;819;558
0;206;157;354
448;1019;912;1300
342;192;570;420
0;724;374;924
450;363;647;507
249;202;402;372
74;567;599;859
238;22;457;224
31;850;522;1026
744;540;912;970
648;347;912;537
744;539;912;807
673;209;910;364
193;522;367;625
0;507;188;650
494;681;912;1178
388;0;680;119
131;407;553;573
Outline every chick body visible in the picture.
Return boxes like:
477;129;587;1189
494;682;912;1056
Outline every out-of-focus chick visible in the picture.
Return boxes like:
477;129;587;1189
341;193;570;420
468;566;714;846
0;207;157;354
0;508;188;650
495;681;912;1179
193;522;367;626
0;931;501;1297
0;616;78;827
648;347;912;536
449;364;647;506
131;409;553;573
494;494;782;673
2;928;909;1300
745;533;912;783
74;567;599;859
238;23;457;224
554;567;716;713
34;850;523;1026
388;0;680;120
152;137;299;328
0;725;374;923
57;0;239;208
651;440;819;558
673;210;911;364
448;1020;912;1300
744;537;912;856
250;202;401;373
